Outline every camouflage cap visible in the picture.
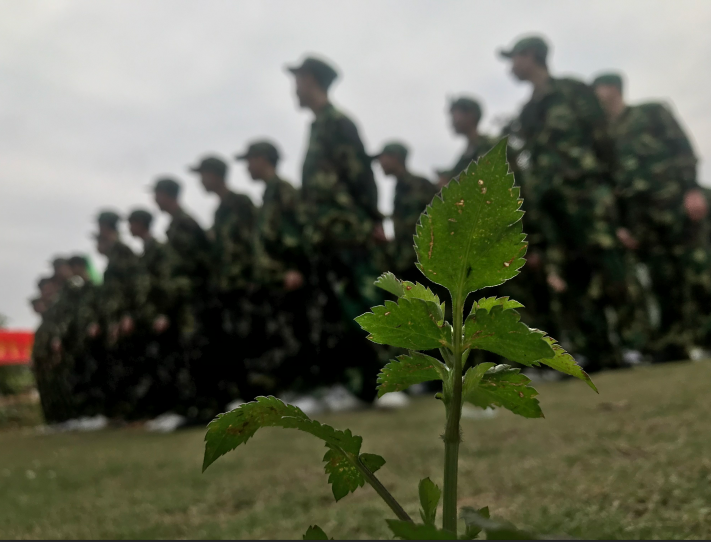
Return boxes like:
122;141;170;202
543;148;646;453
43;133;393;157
592;72;624;92
152;177;181;197
235;140;280;165
189;156;228;177
127;208;153;227
372;142;409;163
449;96;483;120
499;35;549;62
287;56;339;90
97;210;121;230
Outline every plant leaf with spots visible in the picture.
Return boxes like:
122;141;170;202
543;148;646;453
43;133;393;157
203;396;382;501
387;520;458;540
463;364;543;419
418;477;441;526
462;299;554;364
374;272;445;321
377;352;448;397
303;525;330;540
535;336;598;393
414;139;527;301
356;297;451;350
375;271;406;297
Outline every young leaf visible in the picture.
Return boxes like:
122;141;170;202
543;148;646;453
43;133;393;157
473;295;523;312
355;298;452;350
461;362;496;397
377;352;448;397
386;520;457;540
459;508;536;540
359;452;386;473
303;525;330;540
460;506;490;540
414;139;527;301
203;396;382;501
418;477;441;526
463;300;554;364
375;271;405;297
536;337;598;393
463;364;543;419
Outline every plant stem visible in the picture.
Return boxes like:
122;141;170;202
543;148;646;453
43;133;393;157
346;451;412;523
442;293;464;534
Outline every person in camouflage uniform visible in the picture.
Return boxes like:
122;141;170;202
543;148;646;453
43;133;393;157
499;36;629;371
372;141;438;282
287;55;386;399
593;73;711;361
189;155;257;408
236;140;313;393
437;97;499;187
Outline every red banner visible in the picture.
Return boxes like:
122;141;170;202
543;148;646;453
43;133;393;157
0;331;34;366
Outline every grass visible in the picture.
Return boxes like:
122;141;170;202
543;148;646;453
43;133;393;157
1;361;710;540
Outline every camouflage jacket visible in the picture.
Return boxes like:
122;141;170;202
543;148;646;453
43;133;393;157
442;134;500;182
139;237;175;321
253;175;304;286
211;191;256;292
392;171;438;273
609;102;699;247
514;77;620;272
166;208;211;298
50;278;95;350
301;102;381;247
99;240;145;325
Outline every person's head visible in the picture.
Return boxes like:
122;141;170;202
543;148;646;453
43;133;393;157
51;257;73;282
68;255;89;280
592;73;625;117
152;178;181;213
499;36;549;81
37;276;58;301
95;233;111;256
189;156;228;194
97;210;121;241
449;97;483;136
287;56;338;109
373;142;408;177
30;297;47;316
236;140;280;181
127;208;153;238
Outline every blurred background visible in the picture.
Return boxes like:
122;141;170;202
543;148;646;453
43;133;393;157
2;0;711;329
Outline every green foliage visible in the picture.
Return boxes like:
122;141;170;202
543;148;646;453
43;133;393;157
460;506;490;540
303;525;330;540
203;140;597;539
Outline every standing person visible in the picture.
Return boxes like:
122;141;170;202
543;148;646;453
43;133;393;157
593;73;711;361
188;155;257;408
286;55;386;399
437;97;499;187
235;140;312;393
498;35;627;372
372;141;438;282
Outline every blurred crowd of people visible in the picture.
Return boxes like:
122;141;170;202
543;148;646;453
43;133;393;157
29;34;711;428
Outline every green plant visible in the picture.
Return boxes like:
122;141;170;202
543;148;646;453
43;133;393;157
202;140;597;539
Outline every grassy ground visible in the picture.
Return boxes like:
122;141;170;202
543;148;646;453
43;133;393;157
1;361;710;540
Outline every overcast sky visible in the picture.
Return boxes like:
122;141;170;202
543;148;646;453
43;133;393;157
2;0;711;329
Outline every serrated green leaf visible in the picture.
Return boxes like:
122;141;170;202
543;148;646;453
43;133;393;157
387;520;457;540
537;337;598;393
375;271;405;297
414;139;527;302
459;508;536;540
418;477;441;526
359;453;386;474
303;525;330;540
203;396;377;501
377;352;448;397
460;506;490;540
463;364;543;419
356;298;452;350
461;362;496;397
463;301;554;364
473;296;524;313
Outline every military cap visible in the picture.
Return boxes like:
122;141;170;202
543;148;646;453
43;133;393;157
592;72;624;92
235;140;281;166
372;142;409;164
499;35;549;62
51;257;69;269
189;156;228;177
127;208;153;227
449;96;483;120
152;177;181;197
68;255;89;268
287;56;339;90
97;210;121;230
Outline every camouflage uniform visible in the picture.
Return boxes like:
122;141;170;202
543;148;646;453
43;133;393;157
609;102;711;357
509;77;627;369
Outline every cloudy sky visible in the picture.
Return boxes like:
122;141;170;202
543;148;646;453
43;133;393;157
2;0;711;329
